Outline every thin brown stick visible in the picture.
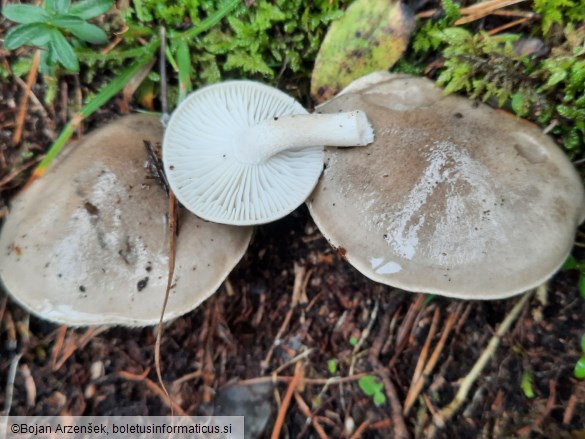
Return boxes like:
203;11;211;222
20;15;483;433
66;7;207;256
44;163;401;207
271;349;313;376
422;304;462;377
0;297;7;325
172;370;203;386
516;379;556;435
21;364;36;407
154;191;178;410
236;370;379;386
0;157;42;189
455;303;473;335
403;307;441;414
370;313;410;439
563;392;577;425
261;263;305;372
13;50;40;145
53;327;104;371
414;307;441;384
488;9;536;17
271;362;303;439
417;0;531;20
455;0;529;25
349;419;370;439
427;290;534;438
14;76;50;120
294;391;329;439
393;295;425;362
50;325;68;370
349;300;379;375
118;370;188;416
486;17;530;35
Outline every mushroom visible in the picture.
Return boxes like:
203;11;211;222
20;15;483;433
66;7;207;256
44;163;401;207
0;114;253;326
307;72;585;299
162;80;373;225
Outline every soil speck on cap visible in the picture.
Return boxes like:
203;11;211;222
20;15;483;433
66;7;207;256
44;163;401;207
84;202;100;216
137;277;149;291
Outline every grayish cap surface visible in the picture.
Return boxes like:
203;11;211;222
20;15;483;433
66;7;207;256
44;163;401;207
0;114;252;326
308;72;585;299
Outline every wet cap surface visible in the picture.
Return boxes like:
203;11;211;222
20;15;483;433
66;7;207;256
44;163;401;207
308;72;585;299
0;115;252;326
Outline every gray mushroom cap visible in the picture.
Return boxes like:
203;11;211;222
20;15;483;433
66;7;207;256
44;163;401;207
308;72;585;299
0;114;252;326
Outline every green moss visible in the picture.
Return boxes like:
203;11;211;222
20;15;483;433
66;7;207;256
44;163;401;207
395;0;585;157
116;0;348;84
426;25;585;155
72;0;350;107
533;0;585;35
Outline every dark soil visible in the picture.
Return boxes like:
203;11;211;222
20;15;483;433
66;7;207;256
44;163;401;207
1;194;585;438
1;23;585;439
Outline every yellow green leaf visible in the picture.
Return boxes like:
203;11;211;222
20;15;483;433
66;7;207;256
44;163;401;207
311;0;415;103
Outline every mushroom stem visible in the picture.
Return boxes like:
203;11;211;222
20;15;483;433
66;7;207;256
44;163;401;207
234;110;374;165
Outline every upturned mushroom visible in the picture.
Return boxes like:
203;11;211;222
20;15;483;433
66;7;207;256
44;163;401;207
308;72;585;299
162;80;374;226
0;114;252;326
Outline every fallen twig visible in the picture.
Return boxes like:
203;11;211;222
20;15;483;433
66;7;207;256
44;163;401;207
294;391;329;439
393;295;425;364
118;370;188;416
349;300;379;375
404;306;441;414
370;313;410;439
51;327;105;371
427;289;534;438
261;262;306;372
13;50;40;145
516;379;556;436
349;419;370;439
0;157;42;190
271;362;303;439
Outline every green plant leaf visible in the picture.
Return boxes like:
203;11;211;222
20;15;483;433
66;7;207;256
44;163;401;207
327;359;337;375
581;333;585;352
373;391;386;406
40;47;56;75
69;0;113;19
60;20;108;44
54;0;72;14
435;27;471;44
2;4;49;24
563;255;578;270
311;0;415;102
33;47;159;177
358;375;384;396
579;273;585;299
49;14;85;27
349;336;358;347
44;0;57;14
4;23;52;50
575;355;585;379
175;39;192;103
511;92;530;117
48;29;79;71
520;371;535;398
423;294;436;307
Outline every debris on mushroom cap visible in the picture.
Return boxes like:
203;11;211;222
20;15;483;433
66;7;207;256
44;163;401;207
0;114;253;326
307;72;585;300
163;80;373;226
